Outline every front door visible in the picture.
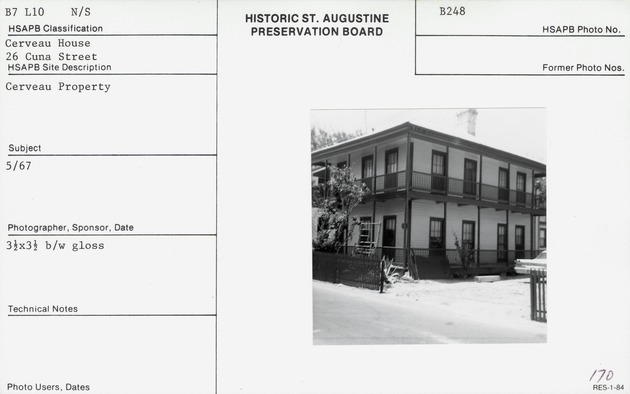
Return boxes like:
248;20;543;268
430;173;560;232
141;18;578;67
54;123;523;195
382;216;397;260
384;149;398;190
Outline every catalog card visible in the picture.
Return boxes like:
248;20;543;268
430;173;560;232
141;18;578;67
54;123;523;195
0;1;628;393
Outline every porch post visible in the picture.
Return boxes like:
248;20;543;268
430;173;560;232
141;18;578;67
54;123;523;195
345;153;351;254
479;154;483;201
477;206;481;268
506;209;510;266
404;132;412;268
530;213;534;257
445;146;450;194
373;146;377;192
477;155;482;267
372;146;377;256
531;169;535;209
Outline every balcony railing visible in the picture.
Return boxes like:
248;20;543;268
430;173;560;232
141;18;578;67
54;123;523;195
408;171;541;209
374;171;406;193
356;170;545;210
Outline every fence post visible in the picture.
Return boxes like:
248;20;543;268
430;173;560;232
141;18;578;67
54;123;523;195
530;270;536;321
379;259;384;293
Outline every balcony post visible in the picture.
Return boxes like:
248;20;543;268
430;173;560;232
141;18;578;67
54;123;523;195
372;146;377;254
507;163;511;205
477;206;481;267
531;169;535;209
506;209;510;265
445;146;449;194
403;132;412;269
479;155;483;200
530;213;534;257
372;146;377;192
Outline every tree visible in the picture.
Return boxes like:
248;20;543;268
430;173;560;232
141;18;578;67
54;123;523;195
311;127;364;151
534;177;546;207
312;165;368;252
453;232;475;278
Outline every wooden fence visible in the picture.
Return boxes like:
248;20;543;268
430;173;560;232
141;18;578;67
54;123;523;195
530;269;547;322
312;251;382;291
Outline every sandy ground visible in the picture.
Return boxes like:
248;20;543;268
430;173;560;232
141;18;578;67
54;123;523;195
313;276;547;344
381;274;542;328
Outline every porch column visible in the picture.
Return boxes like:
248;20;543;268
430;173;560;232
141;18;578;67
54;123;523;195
372;145;377;192
445;146;450;194
531;169;535;209
372;146;377;254
479;155;483;201
507;163;511;204
477;206;481;267
506;209;510;266
530;213;534;257
403;132;412;268
345;153;350;254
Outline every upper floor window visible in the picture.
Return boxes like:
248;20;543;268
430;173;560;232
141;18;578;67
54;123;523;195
361;155;373;179
498;167;509;202
385;149;398;174
431;151;445;176
431;151;447;192
516;172;527;204
463;159;477;195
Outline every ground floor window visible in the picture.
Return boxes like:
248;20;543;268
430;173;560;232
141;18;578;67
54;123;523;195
515;225;525;259
497;223;507;262
462;220;476;263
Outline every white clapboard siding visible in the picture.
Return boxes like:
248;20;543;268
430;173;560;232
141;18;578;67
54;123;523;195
410;199;445;248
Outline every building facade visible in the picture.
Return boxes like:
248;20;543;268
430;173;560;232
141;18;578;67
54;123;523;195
312;122;546;276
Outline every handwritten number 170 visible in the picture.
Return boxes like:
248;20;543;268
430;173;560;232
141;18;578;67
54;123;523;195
590;369;614;383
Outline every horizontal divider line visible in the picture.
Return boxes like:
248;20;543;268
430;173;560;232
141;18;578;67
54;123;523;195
415;34;625;38
8;154;217;157
9;314;216;317
9;73;216;76
8;34;217;37
8;234;216;237
415;73;625;77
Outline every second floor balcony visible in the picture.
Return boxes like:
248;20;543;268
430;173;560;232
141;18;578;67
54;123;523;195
357;170;546;210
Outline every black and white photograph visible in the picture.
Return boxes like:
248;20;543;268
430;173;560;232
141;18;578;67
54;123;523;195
311;109;547;345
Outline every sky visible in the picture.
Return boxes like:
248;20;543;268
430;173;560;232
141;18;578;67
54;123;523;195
311;108;547;164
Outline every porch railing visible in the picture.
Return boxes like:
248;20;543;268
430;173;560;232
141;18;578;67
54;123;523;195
344;246;539;267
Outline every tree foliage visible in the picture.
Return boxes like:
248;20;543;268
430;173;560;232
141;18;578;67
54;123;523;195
312;165;368;252
311;127;364;151
534;177;547;204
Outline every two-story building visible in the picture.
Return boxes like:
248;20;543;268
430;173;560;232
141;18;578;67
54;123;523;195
312;122;546;277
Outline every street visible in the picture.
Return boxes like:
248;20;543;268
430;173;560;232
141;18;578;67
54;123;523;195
313;280;547;345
